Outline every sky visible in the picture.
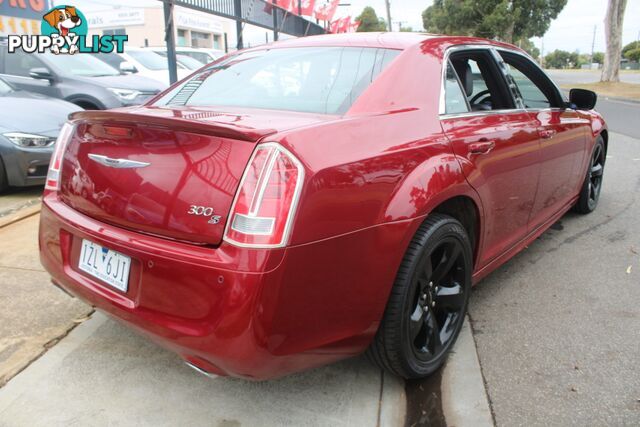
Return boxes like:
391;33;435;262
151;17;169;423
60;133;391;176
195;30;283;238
68;0;640;54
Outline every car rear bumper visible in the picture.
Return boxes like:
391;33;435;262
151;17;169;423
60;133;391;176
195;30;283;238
40;193;414;379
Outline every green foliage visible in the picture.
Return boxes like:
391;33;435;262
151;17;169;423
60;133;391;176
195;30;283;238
399;26;414;32
356;6;387;32
622;41;640;61
516;38;540;59
544;49;581;69
592;52;604;64
626;48;640;62
422;0;567;43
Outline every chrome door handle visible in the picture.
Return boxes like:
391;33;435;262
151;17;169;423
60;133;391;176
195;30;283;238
540;129;557;139
469;140;496;154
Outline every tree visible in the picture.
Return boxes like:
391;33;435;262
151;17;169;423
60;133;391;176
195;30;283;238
544;49;580;69
626;48;640;62
516;38;540;59
601;0;627;82
356;6;387;32
622;41;640;60
422;0;567;43
592;52;605;64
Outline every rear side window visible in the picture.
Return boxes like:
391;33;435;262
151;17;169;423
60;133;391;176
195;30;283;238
444;61;470;114
154;47;400;115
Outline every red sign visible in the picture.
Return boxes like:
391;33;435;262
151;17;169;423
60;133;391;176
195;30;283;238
299;0;316;16
315;0;339;22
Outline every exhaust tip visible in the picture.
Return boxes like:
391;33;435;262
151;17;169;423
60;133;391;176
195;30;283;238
185;361;219;379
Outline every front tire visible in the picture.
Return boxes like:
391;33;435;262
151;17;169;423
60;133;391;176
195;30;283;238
574;136;605;214
367;214;472;379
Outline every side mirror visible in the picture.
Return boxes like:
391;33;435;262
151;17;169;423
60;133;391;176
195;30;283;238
569;88;597;110
29;67;53;81
119;61;137;74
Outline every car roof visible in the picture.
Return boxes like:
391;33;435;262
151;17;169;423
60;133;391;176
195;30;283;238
245;32;522;53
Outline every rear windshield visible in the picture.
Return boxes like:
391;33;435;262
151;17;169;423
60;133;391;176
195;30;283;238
153;47;400;115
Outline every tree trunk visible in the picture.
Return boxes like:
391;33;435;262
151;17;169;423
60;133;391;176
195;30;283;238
601;0;627;82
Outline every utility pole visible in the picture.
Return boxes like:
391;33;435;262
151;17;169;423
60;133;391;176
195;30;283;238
540;38;545;68
384;0;392;32
590;25;597;63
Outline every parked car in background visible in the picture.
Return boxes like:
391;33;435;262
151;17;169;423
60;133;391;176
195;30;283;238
0;43;166;110
176;54;205;70
39;33;607;380
0;78;81;192
97;51;204;74
0;48;165;110
116;47;191;86
151;46;224;65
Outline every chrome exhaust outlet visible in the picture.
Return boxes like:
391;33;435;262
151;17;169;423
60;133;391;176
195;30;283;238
185;361;219;379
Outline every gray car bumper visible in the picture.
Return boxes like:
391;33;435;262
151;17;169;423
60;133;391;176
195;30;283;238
0;142;53;187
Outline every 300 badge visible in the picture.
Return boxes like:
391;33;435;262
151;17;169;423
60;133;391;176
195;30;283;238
187;205;222;224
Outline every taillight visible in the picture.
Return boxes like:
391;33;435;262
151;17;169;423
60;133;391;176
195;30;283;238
224;142;304;248
45;122;74;192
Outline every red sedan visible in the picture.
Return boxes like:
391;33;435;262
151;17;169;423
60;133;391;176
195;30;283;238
39;33;607;380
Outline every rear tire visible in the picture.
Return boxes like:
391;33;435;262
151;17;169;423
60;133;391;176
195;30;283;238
367;214;472;379
0;157;8;193
574;136;605;214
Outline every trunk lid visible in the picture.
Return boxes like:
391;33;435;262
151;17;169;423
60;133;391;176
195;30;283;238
58;106;330;245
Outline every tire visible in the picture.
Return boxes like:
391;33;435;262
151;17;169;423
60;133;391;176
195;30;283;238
0;156;8;193
367;213;473;379
574;136;605;214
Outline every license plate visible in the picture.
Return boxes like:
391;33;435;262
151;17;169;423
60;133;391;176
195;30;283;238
78;239;131;292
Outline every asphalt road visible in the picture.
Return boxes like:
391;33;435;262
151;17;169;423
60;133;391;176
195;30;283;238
469;131;640;425
594;98;640;140
546;69;640;85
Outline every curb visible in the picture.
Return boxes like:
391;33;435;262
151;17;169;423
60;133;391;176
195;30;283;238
441;318;494;427
0;203;41;229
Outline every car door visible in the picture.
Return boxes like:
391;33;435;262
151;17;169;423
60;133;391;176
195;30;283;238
497;50;590;231
440;48;542;268
0;50;59;98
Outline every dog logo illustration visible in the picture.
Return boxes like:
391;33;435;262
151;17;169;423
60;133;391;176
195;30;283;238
7;4;127;55
41;5;86;54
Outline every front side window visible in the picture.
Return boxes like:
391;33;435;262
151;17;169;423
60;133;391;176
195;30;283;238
5;51;47;77
43;52;120;77
444;61;469;114
499;51;560;109
154;47;400;115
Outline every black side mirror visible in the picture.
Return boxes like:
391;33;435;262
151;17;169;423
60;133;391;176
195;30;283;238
29;67;54;81
569;88;597;110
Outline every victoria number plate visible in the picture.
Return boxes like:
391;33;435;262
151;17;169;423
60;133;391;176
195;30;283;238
78;239;131;292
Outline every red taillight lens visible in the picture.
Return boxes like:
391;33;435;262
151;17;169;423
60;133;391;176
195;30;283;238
45;122;74;192
224;143;304;248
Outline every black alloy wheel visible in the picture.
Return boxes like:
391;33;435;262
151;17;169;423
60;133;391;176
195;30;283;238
575;136;606;214
367;214;472;379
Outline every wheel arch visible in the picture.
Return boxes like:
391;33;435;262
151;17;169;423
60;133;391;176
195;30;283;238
599;128;608;155
430;195;481;268
382;153;484;270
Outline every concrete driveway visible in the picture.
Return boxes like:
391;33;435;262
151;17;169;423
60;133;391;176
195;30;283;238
0;312;405;427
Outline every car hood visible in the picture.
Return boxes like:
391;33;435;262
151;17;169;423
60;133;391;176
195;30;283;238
74;74;166;93
0;91;82;136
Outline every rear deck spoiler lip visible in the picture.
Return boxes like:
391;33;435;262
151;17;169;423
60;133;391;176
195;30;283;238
69;110;277;143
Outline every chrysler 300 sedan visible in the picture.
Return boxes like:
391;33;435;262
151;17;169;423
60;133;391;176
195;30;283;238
39;33;607;380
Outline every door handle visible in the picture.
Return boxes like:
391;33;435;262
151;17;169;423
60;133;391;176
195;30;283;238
469;140;495;155
540;129;557;139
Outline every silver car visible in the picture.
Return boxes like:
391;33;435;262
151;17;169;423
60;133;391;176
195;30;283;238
0;78;81;192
